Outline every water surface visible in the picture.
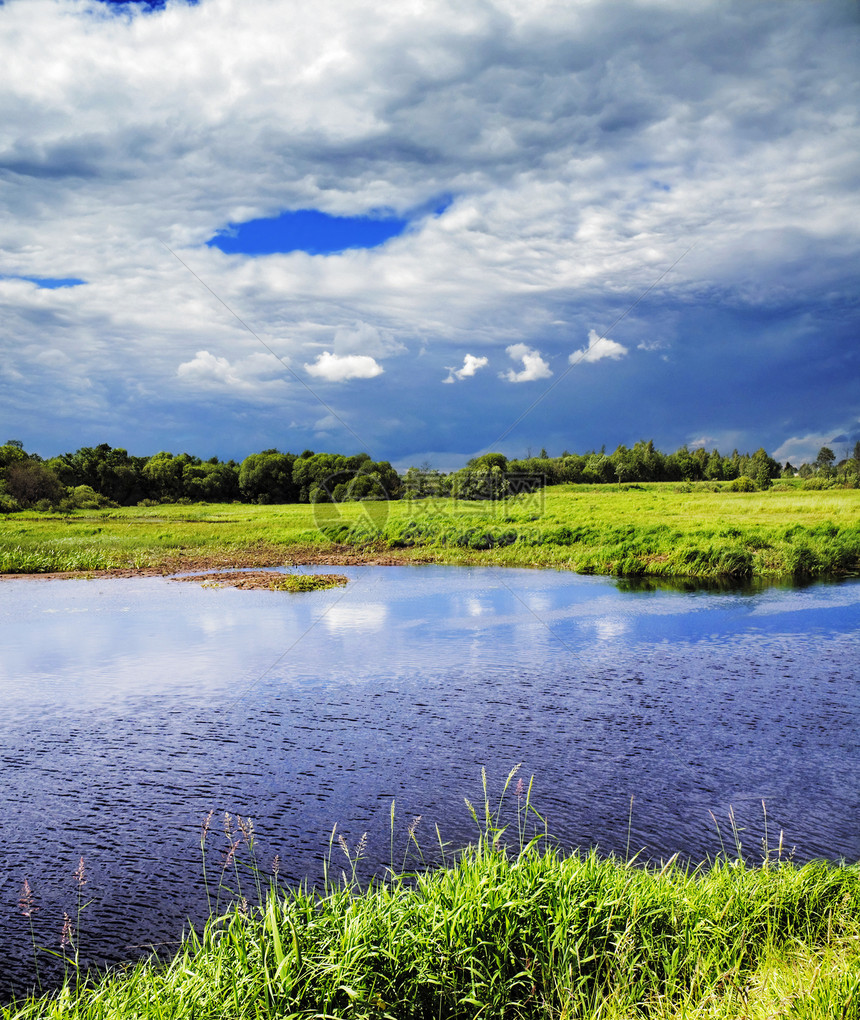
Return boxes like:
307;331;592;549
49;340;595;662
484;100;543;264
1;566;858;996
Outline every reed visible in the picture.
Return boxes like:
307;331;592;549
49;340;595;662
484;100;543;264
4;773;858;1019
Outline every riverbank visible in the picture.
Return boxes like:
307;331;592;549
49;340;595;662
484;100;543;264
1;483;859;582
4;823;859;1019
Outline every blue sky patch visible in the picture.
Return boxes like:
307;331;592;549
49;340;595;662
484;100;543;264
2;275;86;289
93;1;197;8
207;209;411;256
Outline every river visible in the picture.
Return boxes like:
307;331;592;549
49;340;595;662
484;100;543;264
1;565;858;997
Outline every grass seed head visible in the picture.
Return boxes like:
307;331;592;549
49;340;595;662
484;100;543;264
19;878;37;917
356;832;368;859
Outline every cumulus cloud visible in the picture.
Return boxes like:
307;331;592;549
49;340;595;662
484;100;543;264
570;330;628;365
305;351;384;382
443;353;488;383
502;344;552;383
177;350;288;392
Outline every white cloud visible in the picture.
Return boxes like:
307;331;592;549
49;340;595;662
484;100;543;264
637;338;668;353
177;349;288;393
443;353;488;383
570;329;628;365
305;351;384;382
178;351;240;386
502;343;552;383
772;432;847;467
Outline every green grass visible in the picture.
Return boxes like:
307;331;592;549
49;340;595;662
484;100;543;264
2;484;859;581
4;772;859;1019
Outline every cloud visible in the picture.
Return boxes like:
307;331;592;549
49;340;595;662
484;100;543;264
0;0;857;462
330;320;404;358
178;351;240;386
502;344;552;383
305;351;384;382
177;350;287;393
443;353;488;383
771;431;852;467
570;329;628;365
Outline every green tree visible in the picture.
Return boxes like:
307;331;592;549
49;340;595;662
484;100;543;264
815;446;836;476
468;452;509;472
239;450;298;503
50;444;146;504
704;450;724;481
4;460;64;508
143;452;195;500
749;447;780;484
0;440;28;471
582;452;613;483
183;460;240;502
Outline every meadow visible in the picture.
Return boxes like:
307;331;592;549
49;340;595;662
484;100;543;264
1;482;858;581
3;774;859;1020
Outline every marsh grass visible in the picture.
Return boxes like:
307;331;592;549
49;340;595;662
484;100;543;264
4;770;859;1019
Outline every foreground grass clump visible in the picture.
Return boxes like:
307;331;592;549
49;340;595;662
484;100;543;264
4;851;858;1019
5;776;859;1020
1;484;859;581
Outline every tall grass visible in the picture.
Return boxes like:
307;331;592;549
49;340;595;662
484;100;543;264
4;771;859;1019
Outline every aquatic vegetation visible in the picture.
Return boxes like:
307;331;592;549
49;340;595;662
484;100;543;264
174;570;349;592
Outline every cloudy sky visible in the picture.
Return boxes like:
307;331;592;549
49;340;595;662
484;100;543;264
1;0;858;469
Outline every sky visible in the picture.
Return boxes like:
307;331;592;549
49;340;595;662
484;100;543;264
0;0;858;471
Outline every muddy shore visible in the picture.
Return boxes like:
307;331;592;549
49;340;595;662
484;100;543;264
0;543;437;582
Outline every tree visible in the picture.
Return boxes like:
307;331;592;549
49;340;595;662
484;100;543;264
468;453;508;472
0;440;27;471
4;460;64;507
183;461;240;502
704;450;724;481
748;447;780;484
239;450;298;503
50;444;146;504
815;446;836;476
610;445;637;483
143;452;195;500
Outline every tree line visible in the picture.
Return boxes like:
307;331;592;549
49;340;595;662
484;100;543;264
1;438;858;511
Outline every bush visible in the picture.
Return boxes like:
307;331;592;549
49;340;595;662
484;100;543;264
60;485;115;511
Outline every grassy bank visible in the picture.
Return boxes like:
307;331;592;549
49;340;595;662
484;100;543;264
4;780;859;1020
1;483;859;581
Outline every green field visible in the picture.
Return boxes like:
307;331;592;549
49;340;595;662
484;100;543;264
1;483;859;581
